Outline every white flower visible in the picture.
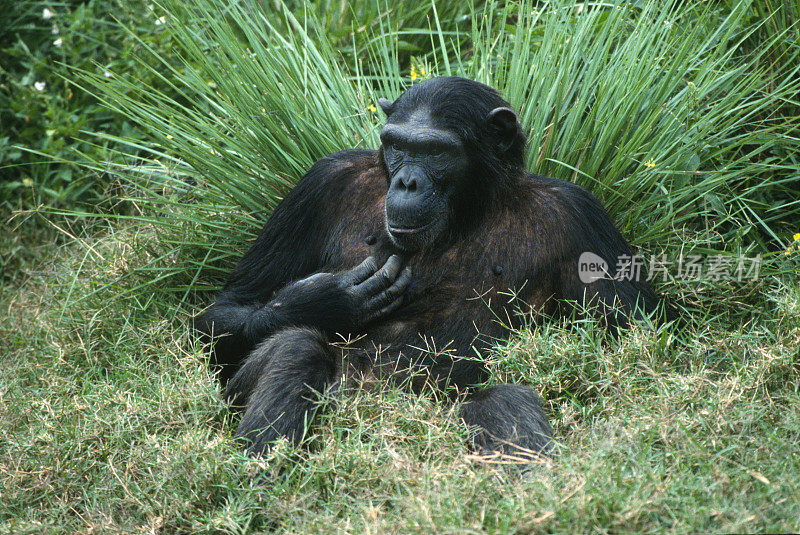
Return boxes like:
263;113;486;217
155;16;166;25
43;8;53;19
54;38;63;47
34;81;46;91
52;24;59;35
104;71;112;78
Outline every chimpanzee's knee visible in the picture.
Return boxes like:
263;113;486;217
229;327;337;456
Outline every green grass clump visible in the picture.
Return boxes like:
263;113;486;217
69;0;799;310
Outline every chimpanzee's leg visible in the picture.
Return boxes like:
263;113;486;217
459;384;553;458
224;326;337;456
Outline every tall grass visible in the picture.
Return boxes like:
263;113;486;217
69;0;799;309
470;1;800;251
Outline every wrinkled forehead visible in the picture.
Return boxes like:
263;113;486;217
380;107;461;145
384;106;433;129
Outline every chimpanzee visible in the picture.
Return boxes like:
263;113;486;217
194;76;659;459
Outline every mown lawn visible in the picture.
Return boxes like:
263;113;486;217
1;218;798;533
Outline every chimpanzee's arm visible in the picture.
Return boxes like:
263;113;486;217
194;150;409;380
194;154;339;371
535;176;660;327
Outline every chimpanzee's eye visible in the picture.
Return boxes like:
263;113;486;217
429;145;449;157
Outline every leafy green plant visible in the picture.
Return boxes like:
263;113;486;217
0;0;181;207
469;1;799;248
279;0;474;76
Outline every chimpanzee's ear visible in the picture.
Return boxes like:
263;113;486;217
487;107;519;152
378;98;395;116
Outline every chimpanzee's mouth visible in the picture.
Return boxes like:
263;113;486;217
387;219;437;236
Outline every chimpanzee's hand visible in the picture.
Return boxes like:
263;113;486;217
344;255;412;326
270;255;411;334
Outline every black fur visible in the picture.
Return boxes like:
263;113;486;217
460;384;553;457
194;76;662;459
229;327;336;452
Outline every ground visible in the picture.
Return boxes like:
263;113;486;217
1;219;798;533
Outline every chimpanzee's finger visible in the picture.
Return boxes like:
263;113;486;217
349;256;378;285
358;255;402;294
365;267;412;318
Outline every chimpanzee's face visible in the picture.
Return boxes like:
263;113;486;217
380;108;468;252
